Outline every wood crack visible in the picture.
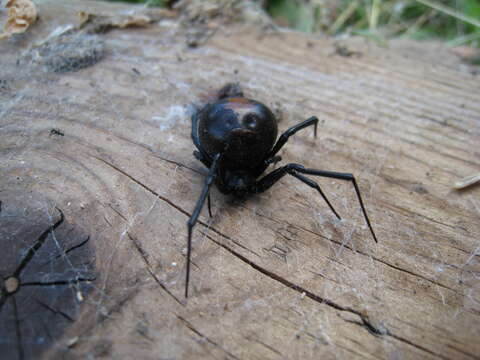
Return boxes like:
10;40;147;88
35;299;74;322
92;154;262;259
176;315;241;360
40;236;91;267
242;204;461;296
388;333;452;360
21;278;95;286
127;232;184;306
12;296;24;360
244;335;283;357
200;231;457;360
199;232;383;333
446;343;480;360
13;208;64;278
91;154;474;351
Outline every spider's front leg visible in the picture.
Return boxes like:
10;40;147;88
194;150;212;168
268;116;318;158
186;153;221;298
193;150;214;217
191;111;212;165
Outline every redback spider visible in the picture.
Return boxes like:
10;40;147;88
186;85;377;297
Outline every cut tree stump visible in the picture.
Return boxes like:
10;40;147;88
0;1;479;359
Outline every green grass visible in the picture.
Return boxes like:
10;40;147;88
266;0;480;48
108;0;166;6
106;0;480;48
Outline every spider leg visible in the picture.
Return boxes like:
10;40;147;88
252;163;378;243
251;164;341;221
265;155;282;166
293;165;377;243
194;150;212;168
268;116;318;158
186;153;221;298
193;151;213;216
191;111;212;164
207;194;212;217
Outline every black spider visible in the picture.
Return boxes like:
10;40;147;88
187;87;378;297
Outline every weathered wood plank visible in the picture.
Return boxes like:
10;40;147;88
0;1;479;359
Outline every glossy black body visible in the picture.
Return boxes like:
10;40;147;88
199;98;277;169
185;92;378;298
193;97;278;196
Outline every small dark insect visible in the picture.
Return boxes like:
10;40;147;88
186;87;378;297
50;128;64;136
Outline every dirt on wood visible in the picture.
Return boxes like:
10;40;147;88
0;1;479;359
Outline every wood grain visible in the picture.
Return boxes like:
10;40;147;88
0;1;479;359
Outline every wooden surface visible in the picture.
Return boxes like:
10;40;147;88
1;1;479;359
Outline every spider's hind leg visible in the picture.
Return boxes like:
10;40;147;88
251;163;340;221
293;165;378;243
251;163;378;243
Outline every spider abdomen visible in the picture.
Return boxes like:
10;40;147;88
197;98;278;169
